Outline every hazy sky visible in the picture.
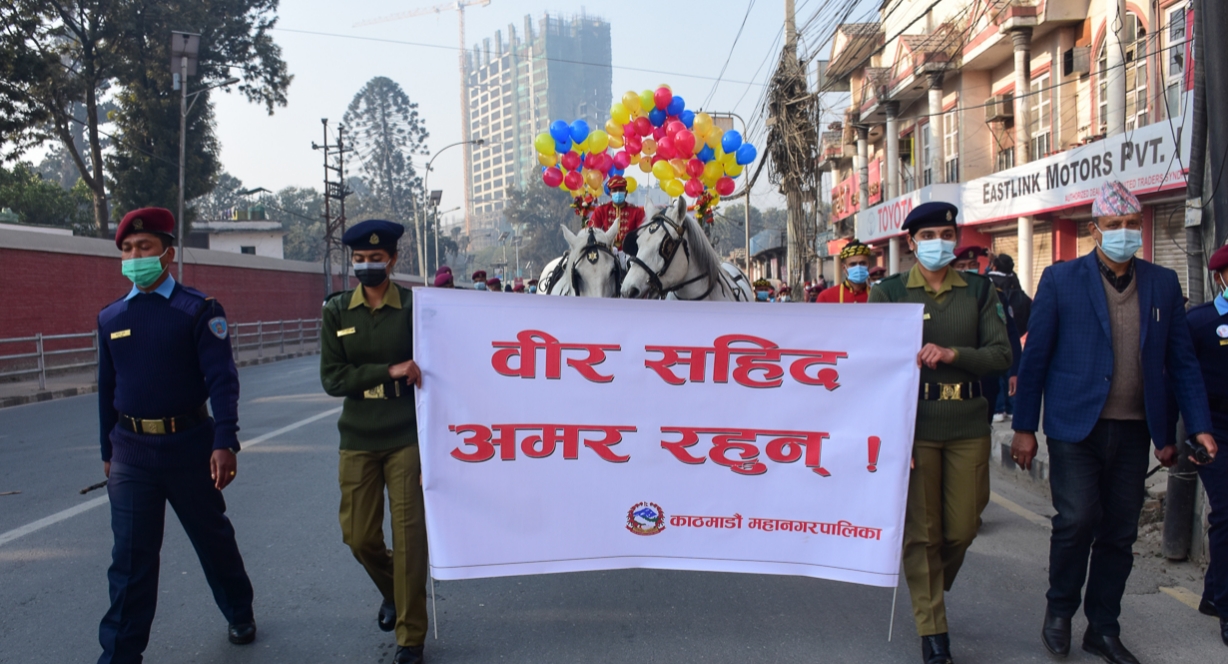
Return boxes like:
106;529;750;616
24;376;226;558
211;0;872;224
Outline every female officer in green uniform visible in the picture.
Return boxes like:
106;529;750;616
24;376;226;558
320;219;426;664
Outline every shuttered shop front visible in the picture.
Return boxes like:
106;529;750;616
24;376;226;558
991;222;1052;293
1150;201;1188;294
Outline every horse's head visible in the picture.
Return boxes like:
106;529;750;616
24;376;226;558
560;219;622;298
621;197;690;299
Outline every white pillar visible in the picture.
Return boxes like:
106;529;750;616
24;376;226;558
856;125;870;211
885;101;900;200
1012;27;1034;296
1104;0;1128;136
927;72;945;184
1018;216;1034;295
889;236;901;275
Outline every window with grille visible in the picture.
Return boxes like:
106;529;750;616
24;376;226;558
921;123;933;186
996;147;1015;172
1098;12;1148;133
943;109;959;183
1167;5;1188;118
1030;75;1052;159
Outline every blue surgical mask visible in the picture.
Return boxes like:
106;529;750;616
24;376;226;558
914;239;957;271
1096;226;1143;263
756;291;769;301
612;192;627;205
475;282;488;291
846;265;869;284
529;286;537;294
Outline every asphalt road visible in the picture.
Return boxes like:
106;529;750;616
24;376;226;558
0;355;1221;663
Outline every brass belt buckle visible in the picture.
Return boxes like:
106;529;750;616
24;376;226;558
363;384;386;400
140;419;167;435
939;383;962;401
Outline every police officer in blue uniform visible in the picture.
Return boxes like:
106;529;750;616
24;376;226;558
1185;243;1228;646
96;207;255;664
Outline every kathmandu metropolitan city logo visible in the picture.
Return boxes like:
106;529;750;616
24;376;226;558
626;501;666;536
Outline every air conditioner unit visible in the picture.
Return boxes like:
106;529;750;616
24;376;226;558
1064;46;1091;77
986;94;1014;122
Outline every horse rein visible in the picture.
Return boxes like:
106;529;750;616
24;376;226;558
627;212;728;300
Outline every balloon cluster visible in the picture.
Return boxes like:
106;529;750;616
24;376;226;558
534;84;758;203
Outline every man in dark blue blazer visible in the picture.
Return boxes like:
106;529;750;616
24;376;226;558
1011;181;1217;664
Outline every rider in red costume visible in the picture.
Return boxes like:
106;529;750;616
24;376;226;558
587;176;646;255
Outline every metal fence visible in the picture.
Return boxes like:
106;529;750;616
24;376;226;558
0;319;321;390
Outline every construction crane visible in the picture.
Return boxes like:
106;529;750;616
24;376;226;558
354;1;493;236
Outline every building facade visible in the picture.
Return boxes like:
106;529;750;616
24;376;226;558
464;13;612;249
823;0;1194;295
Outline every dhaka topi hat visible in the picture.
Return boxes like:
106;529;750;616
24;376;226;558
839;239;873;260
343;219;404;250
901;202;959;234
115;207;176;248
1092;180;1142;218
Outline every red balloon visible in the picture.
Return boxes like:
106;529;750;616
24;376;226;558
583;153;598;169
623;123;636;137
674;130;696;156
561;151;580;171
625;135;643;155
686;158;704;178
634;117;653;137
543;166;563;188
596;153;613;172
666;120;686;136
656;135;676;160
716;176;736;196
652;126;666;141
563;170;584;190
613;151;631;169
684;178;705;198
654;86;673;111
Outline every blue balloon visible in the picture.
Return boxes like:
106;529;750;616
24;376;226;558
666;95;686;117
722;130;743;154
735;143;758;166
569;119;590;145
648;108;667;127
550;119;571;143
697;144;715;162
555;140;571;154
680;110;695;129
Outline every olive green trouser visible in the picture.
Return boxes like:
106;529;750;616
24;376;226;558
339;445;428;647
903;436;991;636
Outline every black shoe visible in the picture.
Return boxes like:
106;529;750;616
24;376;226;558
921;633;953;664
378;600;396;632
1041;608;1071;657
1220;618;1228;647
1202;598;1220;617
1081;630;1140;664
393;644;424;664
227;621;256;645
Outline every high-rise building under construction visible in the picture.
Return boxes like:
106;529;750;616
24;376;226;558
463;13;611;247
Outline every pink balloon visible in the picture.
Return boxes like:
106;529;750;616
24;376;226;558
613;151;631;169
666;120;686;136
716;176;736;196
543;167;563;188
563;170;583;190
634;117;653;137
596;153;613;172
623;123;637;137
684;178;705;198
656;136;676;160
561;151;580;171
625;135;643;155
674;130;696;156
652;126;666;141
686;158;704;178
654;86;673;111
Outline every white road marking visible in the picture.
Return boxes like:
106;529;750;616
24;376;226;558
989;491;1053;529
0;407;341;548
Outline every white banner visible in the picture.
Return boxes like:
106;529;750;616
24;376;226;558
414;291;923;587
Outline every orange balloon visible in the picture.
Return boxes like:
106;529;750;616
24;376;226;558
639;158;653;173
641;138;658;156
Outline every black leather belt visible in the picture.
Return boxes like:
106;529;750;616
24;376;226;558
919;381;983;401
119;404;209;435
362;377;410;400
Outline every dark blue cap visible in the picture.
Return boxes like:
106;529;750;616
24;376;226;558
901;202;959;234
343;219;404;250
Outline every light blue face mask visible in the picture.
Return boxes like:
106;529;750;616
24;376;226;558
121;250;169;288
1096;226;1143;263
612;192;627;205
914;239;957;271
475;282;488;291
756;291;769;301
846;265;869;284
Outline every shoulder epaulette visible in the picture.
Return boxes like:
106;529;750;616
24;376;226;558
323;290;349;306
98;296;129;327
178;285;210;301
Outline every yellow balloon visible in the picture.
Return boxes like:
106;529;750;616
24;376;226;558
705;127;724;150
693;112;713;138
640;89;655;113
725;162;744;177
625;176;638;193
693;138;705;155
611;103;631;125
605;119;622;137
538;152;557;167
710;193;721;205
574;136;589;154
588;130;610;153
670;158;687;179
641;138;658;156
722;153;739;169
535;132;555;155
663;178;685;197
703;161;724;181
639;158;654;173
585;169;604;190
652;160;676;181
623;90;641;113
609;135;624;149
629;152;641;165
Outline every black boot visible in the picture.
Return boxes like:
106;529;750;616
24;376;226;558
921;633;953;664
1041;608;1071;657
1081;629;1140;664
1220;618;1228;647
378;600;396;632
1201;598;1220;617
393;644;424;664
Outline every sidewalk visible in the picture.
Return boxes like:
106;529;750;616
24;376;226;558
0;342;320;409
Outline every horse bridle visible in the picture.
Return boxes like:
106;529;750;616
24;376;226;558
569;227;625;296
626;212;716;299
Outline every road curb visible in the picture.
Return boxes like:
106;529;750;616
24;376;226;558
0;349;319;410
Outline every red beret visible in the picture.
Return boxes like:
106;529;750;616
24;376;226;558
1210;244;1228;272
115;207;176;249
953;244;987;262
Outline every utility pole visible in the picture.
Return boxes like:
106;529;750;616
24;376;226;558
314;120;353;299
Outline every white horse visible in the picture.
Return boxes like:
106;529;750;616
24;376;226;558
620;197;753;302
536;219;624;298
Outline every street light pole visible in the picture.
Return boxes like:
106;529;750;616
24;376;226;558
177;54;187;281
421;138;484;285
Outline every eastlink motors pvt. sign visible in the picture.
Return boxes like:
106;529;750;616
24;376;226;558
855;183;962;243
961;111;1191;224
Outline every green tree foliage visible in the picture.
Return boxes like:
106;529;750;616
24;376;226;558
343;77;429;273
191;171;247;220
501;180;578;276
0;162;93;231
0;0;292;236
